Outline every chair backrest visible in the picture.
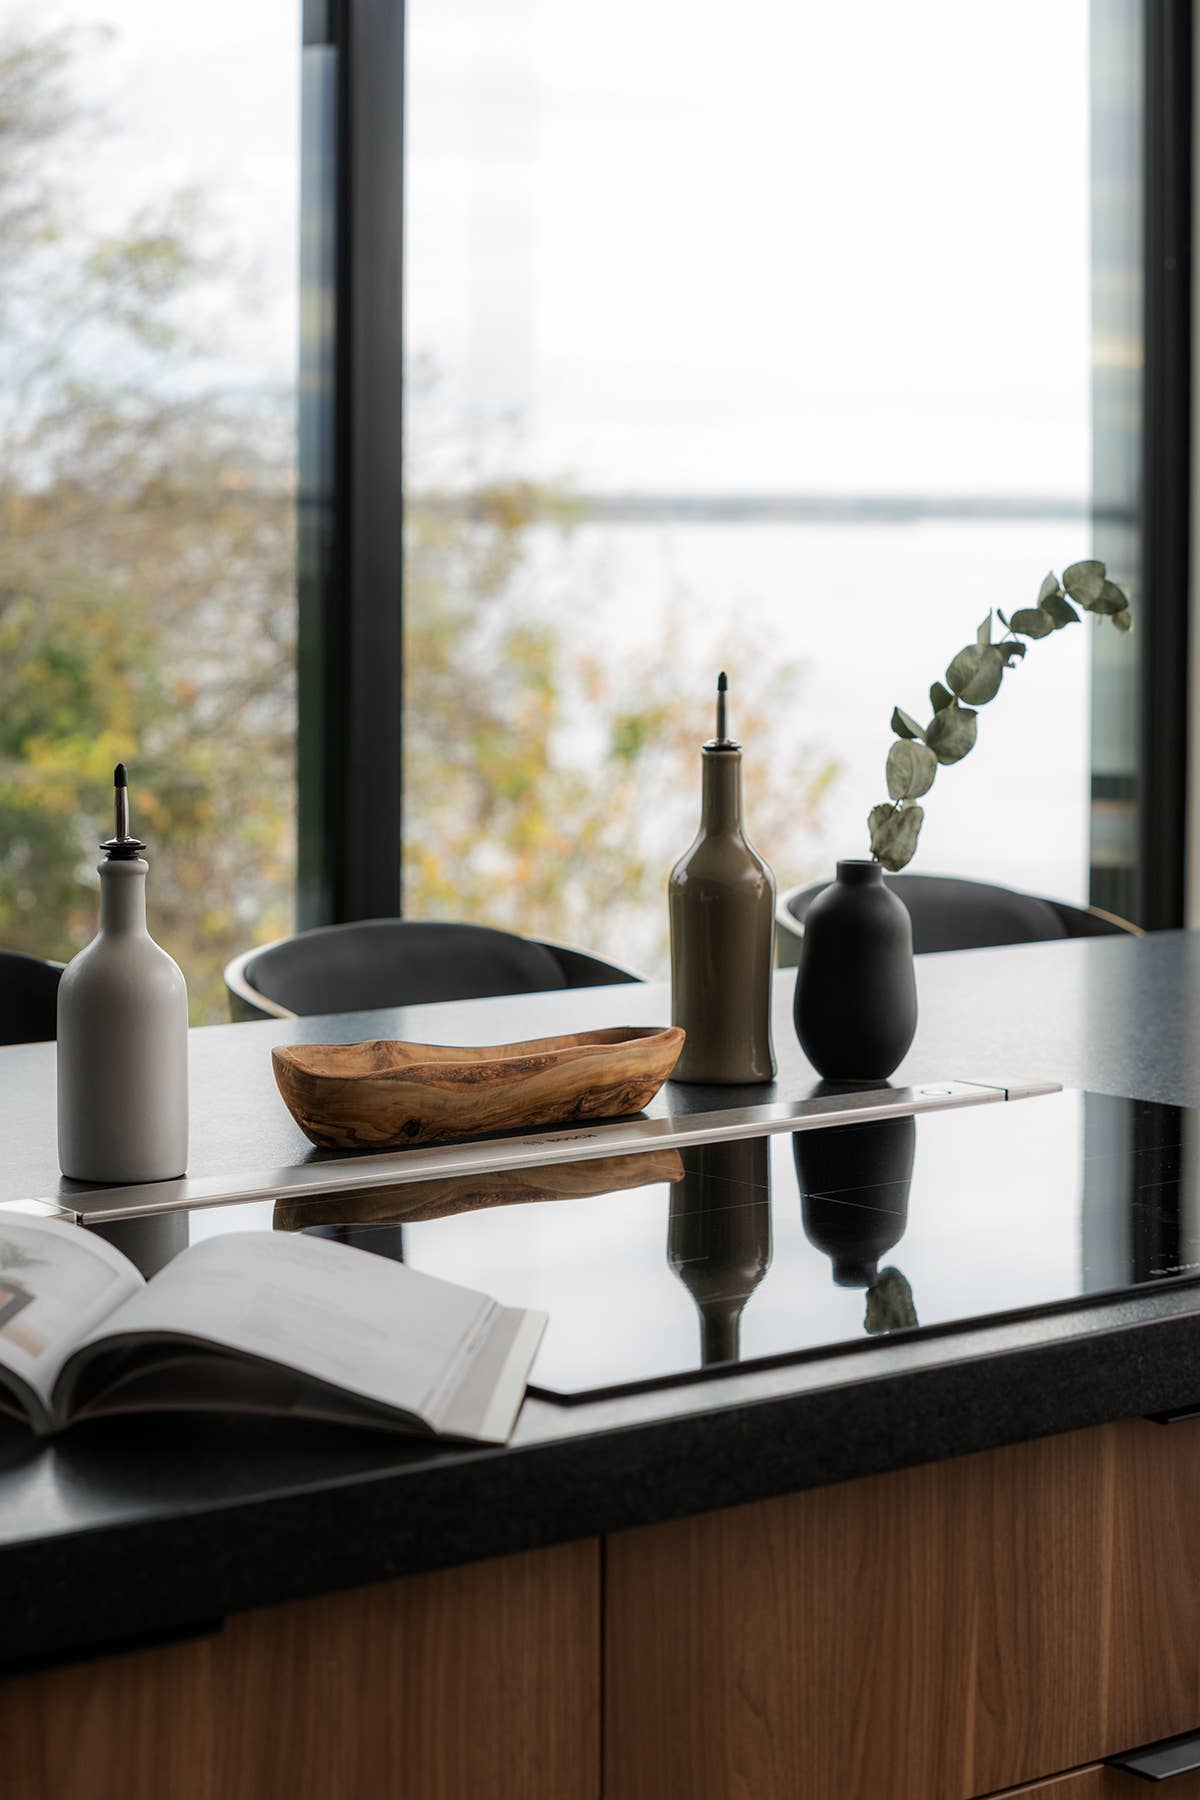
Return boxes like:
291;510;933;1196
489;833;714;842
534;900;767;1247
228;919;631;1020
0;950;64;1046
781;873;1137;957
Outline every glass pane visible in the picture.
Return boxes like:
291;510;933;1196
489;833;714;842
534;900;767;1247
403;0;1144;970
0;6;300;1019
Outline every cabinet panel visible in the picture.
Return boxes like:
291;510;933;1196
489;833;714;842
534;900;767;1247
605;1420;1200;1800
0;1539;601;1800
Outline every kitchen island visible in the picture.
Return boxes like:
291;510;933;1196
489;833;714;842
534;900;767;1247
5;931;1200;1798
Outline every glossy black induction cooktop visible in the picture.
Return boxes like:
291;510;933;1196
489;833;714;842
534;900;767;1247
177;1087;1200;1401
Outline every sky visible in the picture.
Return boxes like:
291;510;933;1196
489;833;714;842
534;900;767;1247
19;0;1097;499
406;0;1094;496
12;0;303;395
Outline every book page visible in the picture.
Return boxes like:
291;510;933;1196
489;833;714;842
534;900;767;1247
70;1231;498;1427
68;1348;429;1431
0;1217;143;1420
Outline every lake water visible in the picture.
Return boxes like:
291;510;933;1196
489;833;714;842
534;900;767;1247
543;513;1090;885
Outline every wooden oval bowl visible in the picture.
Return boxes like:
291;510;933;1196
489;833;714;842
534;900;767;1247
271;1024;686;1152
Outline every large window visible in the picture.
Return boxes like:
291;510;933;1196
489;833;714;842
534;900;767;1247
0;4;1174;1015
402;0;1146;970
0;4;299;1018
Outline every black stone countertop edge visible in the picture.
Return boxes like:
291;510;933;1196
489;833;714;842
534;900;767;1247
6;1286;1200;1677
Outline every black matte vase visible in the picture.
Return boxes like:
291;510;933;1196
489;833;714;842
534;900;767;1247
793;861;917;1081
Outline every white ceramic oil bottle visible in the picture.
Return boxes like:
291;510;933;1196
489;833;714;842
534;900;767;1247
57;764;189;1182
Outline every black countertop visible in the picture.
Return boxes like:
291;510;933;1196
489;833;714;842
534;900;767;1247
11;925;1200;1208
6;930;1200;1675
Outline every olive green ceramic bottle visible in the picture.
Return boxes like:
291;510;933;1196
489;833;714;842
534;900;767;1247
668;676;776;1085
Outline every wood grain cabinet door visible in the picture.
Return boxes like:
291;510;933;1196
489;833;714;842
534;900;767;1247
0;1540;601;1800
604;1420;1200;1800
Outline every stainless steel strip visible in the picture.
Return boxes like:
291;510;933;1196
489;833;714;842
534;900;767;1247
12;1078;1060;1225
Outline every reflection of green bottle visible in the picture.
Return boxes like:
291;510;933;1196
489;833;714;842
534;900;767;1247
669;675;776;1085
668;1138;772;1365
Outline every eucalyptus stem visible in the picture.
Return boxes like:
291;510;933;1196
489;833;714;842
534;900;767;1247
868;561;1133;872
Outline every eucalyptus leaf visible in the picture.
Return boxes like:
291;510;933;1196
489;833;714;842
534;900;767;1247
945;645;982;695
1062;559;1106;603
996;640;1026;666
925;702;978;765
1041;593;1079;629
869;558;1132;882
1009;606;1055;639
946;644;1004;705
869;802;924;872
1087;578;1129;617
864;1268;918;1334
890;706;925;742
886;739;937;801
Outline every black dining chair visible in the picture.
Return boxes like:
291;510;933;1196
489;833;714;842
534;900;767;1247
224;918;643;1022
775;873;1140;964
0;949;64;1046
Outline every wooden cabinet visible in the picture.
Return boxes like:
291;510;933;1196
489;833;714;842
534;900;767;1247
605;1419;1200;1800
0;1540;600;1800
8;1417;1200;1800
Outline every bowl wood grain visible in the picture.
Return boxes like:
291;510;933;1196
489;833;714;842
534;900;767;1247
271;1025;686;1152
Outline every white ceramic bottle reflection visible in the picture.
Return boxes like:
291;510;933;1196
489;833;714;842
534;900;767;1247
57;764;189;1183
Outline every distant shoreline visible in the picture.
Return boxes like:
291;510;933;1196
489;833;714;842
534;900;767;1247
409;493;1130;527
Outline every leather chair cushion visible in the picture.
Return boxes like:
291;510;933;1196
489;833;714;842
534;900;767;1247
245;919;569;1016
0;951;63;1046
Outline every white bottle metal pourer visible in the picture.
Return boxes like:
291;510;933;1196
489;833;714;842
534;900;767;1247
56;764;189;1183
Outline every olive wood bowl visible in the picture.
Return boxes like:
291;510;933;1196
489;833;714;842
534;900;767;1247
271;1024;686;1153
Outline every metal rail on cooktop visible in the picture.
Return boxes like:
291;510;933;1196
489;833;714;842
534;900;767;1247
7;1078;1060;1226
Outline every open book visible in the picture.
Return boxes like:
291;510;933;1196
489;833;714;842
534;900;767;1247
0;1216;546;1443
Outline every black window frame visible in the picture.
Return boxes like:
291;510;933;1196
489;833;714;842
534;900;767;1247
1137;0;1192;930
298;0;405;929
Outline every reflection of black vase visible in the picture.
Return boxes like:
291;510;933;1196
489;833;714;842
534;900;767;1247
794;1110;915;1287
668;1138;772;1364
793;861;917;1080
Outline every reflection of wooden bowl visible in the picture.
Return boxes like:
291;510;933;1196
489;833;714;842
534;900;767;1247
273;1148;685;1232
271;1025;686;1153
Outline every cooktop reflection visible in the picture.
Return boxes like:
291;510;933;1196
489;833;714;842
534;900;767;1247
184;1087;1200;1400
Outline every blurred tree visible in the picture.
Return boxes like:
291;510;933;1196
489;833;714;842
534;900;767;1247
0;25;295;1016
403;466;838;974
1;23;837;1020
